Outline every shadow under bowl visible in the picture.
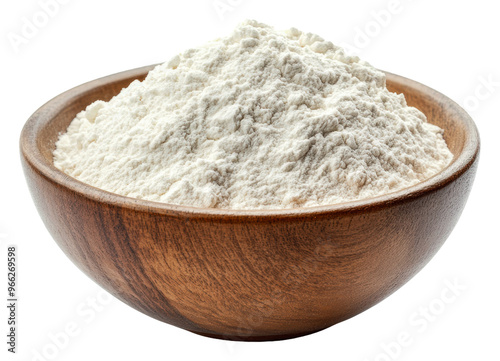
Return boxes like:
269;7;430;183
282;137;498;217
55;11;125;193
20;65;480;341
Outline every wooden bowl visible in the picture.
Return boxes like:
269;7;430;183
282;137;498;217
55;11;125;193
20;65;480;341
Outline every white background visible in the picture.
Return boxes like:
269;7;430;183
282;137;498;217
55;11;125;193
1;0;498;360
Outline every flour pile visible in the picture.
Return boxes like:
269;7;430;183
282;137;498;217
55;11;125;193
54;20;453;209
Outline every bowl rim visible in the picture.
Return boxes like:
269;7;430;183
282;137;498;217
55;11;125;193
20;65;480;220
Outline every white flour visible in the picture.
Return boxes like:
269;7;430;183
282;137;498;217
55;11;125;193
54;20;453;209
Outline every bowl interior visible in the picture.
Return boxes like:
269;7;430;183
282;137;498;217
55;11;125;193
385;79;467;160
35;69;150;163
25;66;478;215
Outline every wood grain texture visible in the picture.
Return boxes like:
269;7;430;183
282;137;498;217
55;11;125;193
20;66;480;341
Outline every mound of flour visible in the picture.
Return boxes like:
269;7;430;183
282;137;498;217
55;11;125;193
54;20;453;209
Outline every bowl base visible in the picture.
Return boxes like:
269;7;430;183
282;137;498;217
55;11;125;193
190;327;326;342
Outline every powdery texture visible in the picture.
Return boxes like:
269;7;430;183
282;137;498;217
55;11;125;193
54;20;453;209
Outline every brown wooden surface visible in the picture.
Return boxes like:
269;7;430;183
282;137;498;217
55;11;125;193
19;65;480;341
